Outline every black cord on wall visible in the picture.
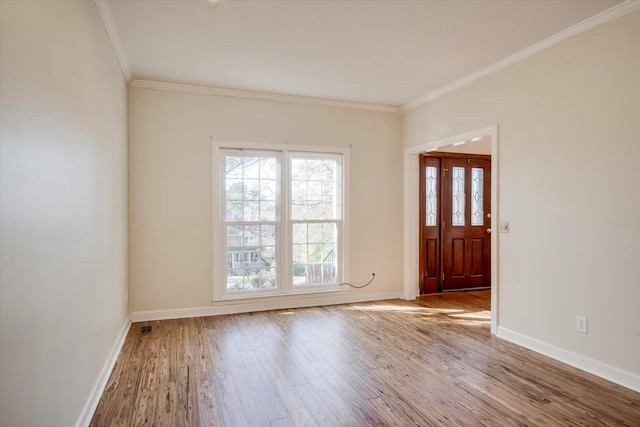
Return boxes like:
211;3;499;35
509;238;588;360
339;273;376;289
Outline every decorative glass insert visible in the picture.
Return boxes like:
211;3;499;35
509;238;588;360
292;223;337;286
226;225;276;291
471;168;484;226
425;166;438;226
452;167;465;226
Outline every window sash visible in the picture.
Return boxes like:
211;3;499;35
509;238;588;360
290;219;341;287
289;153;343;221
223;151;280;223
224;222;280;293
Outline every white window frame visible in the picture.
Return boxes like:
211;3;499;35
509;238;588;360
213;140;350;302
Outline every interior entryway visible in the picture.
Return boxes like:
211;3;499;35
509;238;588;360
419;153;492;294
403;124;498;332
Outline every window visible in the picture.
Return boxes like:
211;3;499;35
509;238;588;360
216;143;348;299
291;155;341;286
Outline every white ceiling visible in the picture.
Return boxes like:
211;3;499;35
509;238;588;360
106;0;621;107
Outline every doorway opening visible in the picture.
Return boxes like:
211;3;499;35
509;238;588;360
403;125;498;334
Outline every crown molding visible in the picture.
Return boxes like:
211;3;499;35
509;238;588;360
401;0;640;112
94;0;132;82
130;79;401;113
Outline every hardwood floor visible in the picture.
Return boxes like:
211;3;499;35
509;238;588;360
91;291;640;426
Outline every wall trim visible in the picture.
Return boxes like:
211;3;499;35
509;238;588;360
75;317;131;427
94;0;133;82
497;326;640;394
130;291;401;322
130;79;401;113
401;0;640;111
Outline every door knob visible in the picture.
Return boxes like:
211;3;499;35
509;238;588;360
486;228;492;234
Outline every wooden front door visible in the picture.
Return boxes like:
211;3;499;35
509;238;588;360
419;154;491;293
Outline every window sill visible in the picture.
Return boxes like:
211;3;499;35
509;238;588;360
212;287;349;306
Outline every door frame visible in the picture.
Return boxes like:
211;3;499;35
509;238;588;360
403;125;499;335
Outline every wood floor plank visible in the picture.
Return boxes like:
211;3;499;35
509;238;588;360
243;358;290;421
194;377;217;427
294;383;343;426
225;338;272;426
157;321;178;384
260;358;307;412
204;321;249;427
154;382;177;427
270;417;296;427
287;408;318;427
130;389;157;427
175;365;195;427
91;291;640;426
306;375;369;426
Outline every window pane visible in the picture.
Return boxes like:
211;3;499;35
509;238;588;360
425;166;437;226
452;167;465;226
225;201;243;222
292;223;337;286
471;167;484;226
291;156;340;220
243;201;260;222
225;153;277;222
226;225;277;291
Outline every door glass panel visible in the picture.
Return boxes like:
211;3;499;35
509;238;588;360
425;166;437;226
452;167;465;226
471;167;484;226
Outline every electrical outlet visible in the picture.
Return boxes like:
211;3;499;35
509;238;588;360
576;315;588;334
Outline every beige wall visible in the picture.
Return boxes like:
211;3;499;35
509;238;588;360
129;88;402;313
0;1;129;426
403;11;640;377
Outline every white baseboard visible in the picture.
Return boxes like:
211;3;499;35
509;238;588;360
130;291;402;322
497;326;640;393
75;317;132;427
